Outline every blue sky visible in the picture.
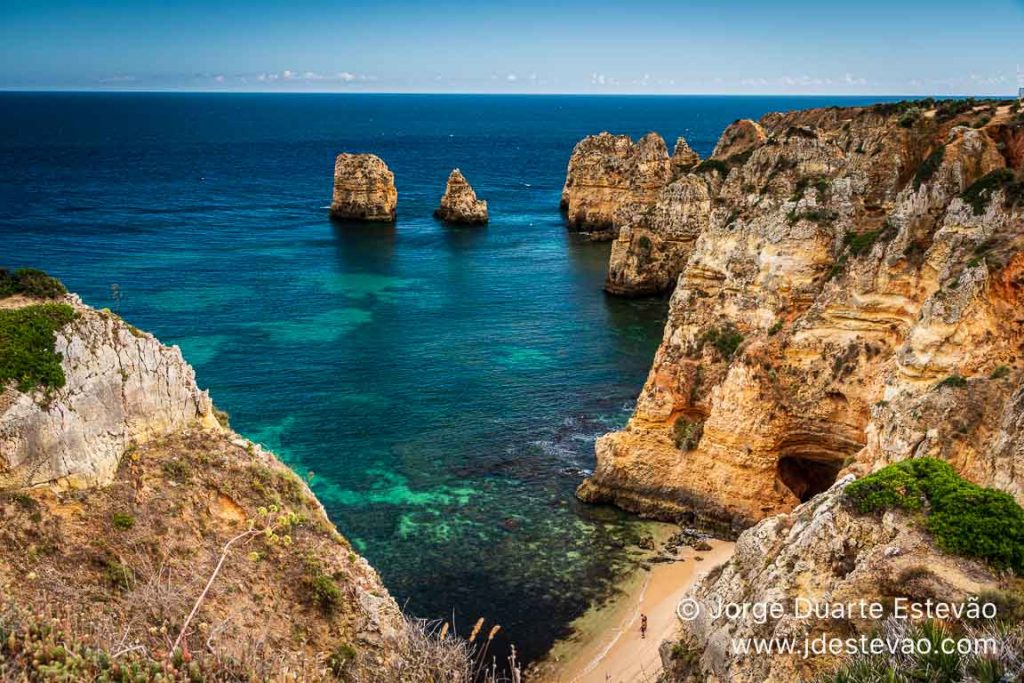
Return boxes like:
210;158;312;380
2;0;1023;94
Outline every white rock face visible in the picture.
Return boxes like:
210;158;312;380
0;296;218;489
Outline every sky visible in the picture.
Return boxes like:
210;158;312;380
2;0;1023;95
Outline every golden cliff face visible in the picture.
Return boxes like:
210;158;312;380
560;131;675;240
577;100;1024;534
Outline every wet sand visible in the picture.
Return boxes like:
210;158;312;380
534;538;735;683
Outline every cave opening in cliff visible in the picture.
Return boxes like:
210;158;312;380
776;455;844;502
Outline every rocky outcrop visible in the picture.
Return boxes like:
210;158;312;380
0;292;465;680
330;153;397;221
561;132;673;239
665;477;1004;683
710;118;767;160
605;174;711;296
0;295;218;489
434;168;488;224
671;137;701;174
579;100;1024;533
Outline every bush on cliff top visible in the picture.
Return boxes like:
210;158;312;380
0;303;77;394
961;169;1024;216
846;458;1024;574
0;268;67;300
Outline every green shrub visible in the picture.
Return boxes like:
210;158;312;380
844;229;885;257
961;169;1023;215
328;643;358;676
935;374;968;389
846;458;1024;573
0;304;77;393
161;459;192;483
672;418;704;451
912;145;945;190
700;324;744;360
111;512;135;531
768;320;784;336
990;365;1010;380
898;107;923;128
303;557;342;613
0;268;67;300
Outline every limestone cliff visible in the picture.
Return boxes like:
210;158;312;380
663;476;1012;683
1;295;218;490
578;100;1024;534
0;291;463;681
560;132;674;239
434;168;488;224
330;153;398;222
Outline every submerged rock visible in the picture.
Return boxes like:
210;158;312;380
434;168;488;224
329;152;397;221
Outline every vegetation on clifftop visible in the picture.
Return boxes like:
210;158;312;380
0;268;67;300
846;458;1024;574
0;303;77;393
960;169;1024;215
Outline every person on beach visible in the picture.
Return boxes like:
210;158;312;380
640;613;648;639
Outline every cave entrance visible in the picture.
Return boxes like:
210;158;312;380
776;456;845;503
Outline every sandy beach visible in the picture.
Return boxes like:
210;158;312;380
534;538;734;683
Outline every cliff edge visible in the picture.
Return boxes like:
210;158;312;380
0;275;465;681
577;100;1024;535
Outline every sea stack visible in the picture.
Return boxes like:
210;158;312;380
329;153;397;222
560;132;672;240
434;168;488;224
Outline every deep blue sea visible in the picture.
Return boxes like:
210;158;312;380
0;92;899;662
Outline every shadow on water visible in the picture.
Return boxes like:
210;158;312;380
330;217;397;271
437;220;488;252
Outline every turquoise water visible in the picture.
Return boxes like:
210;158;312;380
0;92;898;661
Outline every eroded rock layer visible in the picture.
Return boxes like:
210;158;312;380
330;152;398;222
578;100;1024;533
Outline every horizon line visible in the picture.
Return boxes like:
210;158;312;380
0;89;1013;99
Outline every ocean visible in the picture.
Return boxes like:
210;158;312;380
0;92;898;662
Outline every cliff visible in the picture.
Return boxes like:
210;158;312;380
329;153;398;222
0;286;464;680
577;100;1024;535
663;469;1021;682
1;296;218;490
434;168;488;224
560;132;676;240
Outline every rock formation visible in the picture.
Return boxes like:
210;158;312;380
330;153;397;221
578;100;1024;534
561;131;673;239
434;168;488;224
0;295;219;489
0;288;466;680
663;476;1009;682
